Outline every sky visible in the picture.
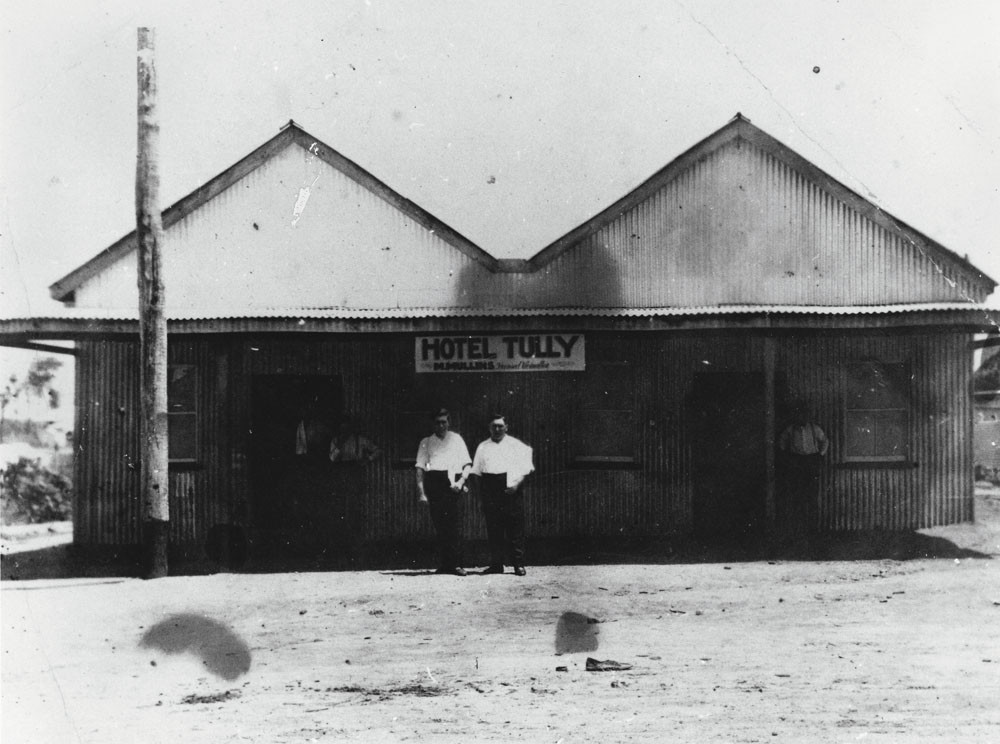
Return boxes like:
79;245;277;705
1;0;999;391
2;0;999;313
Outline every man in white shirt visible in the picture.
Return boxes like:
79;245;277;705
415;409;472;576
470;414;534;576
777;402;829;536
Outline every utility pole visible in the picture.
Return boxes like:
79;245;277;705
136;27;169;578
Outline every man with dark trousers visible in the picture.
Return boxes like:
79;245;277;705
471;413;534;576
777;401;829;537
415;408;472;576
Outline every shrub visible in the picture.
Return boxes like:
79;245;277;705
0;457;73;523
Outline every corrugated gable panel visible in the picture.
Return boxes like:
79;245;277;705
521;137;981;308
53;117;993;316
73;144;496;311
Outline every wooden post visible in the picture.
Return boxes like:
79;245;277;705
137;27;169;578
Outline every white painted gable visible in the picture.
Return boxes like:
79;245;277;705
72;143;493;312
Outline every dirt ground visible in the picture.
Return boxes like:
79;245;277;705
3;495;1000;743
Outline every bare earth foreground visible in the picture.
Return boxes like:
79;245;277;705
4;496;1000;743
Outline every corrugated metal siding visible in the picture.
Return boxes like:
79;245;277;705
775;332;972;529
167;341;231;542
527;138;979;308
75;330;972;547
75;339;233;546
73;145;497;312
69;137;982;317
233;336;431;542
75;341;141;544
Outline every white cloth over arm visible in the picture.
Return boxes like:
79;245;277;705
507;440;534;488
471;436;535;488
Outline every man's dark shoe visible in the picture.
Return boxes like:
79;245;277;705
513;565;526;576
452;567;468;577
483;565;504;574
436;567;467;576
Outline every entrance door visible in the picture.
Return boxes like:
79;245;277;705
249;375;344;558
688;372;766;540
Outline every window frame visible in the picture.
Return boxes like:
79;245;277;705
167;363;199;465
842;360;910;464
571;358;639;467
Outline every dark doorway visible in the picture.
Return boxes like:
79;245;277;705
249;375;345;560
688;372;766;541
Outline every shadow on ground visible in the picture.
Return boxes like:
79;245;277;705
542;531;992;567
139;613;252;681
1;529;992;581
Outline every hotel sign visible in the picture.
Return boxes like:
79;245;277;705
415;334;585;373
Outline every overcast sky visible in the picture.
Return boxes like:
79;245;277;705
2;0;999;321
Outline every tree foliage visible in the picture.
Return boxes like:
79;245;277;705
0;356;63;442
0;457;73;523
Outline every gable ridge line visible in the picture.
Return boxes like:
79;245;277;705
286;128;499;272
49;125;299;302
50;121;500;302
525;116;995;295
524;120;745;271
735;121;996;295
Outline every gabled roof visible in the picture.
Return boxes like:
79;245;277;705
49;121;507;303
525;113;996;295
48;114;995;307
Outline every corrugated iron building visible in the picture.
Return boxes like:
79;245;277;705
1;115;993;564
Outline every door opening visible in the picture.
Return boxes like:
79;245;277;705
249;375;345;559
688;372;766;541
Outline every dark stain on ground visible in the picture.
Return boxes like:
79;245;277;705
555;611;601;655
181;689;242;705
139;613;251;681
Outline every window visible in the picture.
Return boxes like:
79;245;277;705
843;361;909;462
168;364;198;462
573;360;636;464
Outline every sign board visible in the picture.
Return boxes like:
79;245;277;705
415;334;585;373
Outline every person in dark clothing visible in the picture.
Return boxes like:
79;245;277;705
470;414;534;576
777;402;829;536
414;409;472;576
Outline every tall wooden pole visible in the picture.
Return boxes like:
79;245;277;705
136;27;169;578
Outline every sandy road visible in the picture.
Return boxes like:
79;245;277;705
3;552;1000;743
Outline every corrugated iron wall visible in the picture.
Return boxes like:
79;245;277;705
75;340;140;544
75;339;231;545
74;330;973;547
775;332;973;528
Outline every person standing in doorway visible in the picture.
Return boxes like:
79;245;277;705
329;416;381;564
415;409;472;576
777;401;829;537
470;413;534;576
